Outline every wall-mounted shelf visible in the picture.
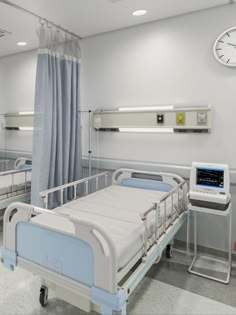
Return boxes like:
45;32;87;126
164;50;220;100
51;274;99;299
93;105;212;133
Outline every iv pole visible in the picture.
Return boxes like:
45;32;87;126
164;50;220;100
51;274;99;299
79;110;94;178
88;110;92;178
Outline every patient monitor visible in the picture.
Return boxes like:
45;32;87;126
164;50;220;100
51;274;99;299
189;162;230;211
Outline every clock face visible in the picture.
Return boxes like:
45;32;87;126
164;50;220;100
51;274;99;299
213;27;236;67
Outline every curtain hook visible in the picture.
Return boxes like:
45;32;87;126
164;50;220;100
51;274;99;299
47;21;52;29
39;18;46;26
65;33;69;42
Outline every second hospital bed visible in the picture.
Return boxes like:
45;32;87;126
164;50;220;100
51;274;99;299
0;157;31;219
1;168;187;315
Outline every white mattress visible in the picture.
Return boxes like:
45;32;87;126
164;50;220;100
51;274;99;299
31;185;183;270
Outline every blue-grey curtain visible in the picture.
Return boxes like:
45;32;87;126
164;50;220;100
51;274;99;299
31;26;82;207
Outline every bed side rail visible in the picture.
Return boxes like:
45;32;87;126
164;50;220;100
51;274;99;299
0;167;31;196
2;202;118;294
140;178;187;256
40;171;110;209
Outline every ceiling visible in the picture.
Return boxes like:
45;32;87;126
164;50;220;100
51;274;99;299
0;0;234;57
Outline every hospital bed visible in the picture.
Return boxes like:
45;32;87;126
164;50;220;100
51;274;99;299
1;168;187;315
0;157;31;218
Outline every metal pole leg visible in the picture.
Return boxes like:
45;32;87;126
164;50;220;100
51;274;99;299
186;210;190;259
194;211;197;257
189;206;231;284
228;207;232;282
88;110;92;178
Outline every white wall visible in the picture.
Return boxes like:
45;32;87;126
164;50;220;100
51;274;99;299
81;4;236;169
81;4;236;252
0;49;37;155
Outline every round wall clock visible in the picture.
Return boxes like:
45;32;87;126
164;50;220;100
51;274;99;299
213;27;236;67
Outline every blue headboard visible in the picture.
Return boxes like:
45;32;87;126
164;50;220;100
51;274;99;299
120;178;173;192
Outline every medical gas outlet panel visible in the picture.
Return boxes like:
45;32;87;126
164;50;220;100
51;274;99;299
93;105;212;133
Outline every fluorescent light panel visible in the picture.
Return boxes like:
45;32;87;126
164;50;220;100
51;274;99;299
119;128;174;133
119;106;174;111
18;112;34;115
19;127;33;131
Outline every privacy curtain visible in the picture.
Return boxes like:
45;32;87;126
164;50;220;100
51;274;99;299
31;26;82;207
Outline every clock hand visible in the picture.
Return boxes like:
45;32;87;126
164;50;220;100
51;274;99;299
227;42;236;47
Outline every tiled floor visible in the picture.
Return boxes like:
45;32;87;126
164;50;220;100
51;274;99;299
147;249;236;309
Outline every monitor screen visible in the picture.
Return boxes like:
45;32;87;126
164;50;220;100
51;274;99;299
196;168;224;188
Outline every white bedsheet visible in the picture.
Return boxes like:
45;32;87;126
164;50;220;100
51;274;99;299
31;185;183;270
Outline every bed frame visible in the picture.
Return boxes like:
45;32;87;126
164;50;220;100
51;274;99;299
1;169;187;315
0;157;32;217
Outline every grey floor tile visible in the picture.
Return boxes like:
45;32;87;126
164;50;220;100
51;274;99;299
147;251;236;308
128;277;236;315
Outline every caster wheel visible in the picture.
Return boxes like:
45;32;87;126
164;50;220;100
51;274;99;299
166;244;173;259
39;286;48;307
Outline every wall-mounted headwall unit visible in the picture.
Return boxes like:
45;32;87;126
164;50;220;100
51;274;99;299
5;112;34;130
93;105;212;133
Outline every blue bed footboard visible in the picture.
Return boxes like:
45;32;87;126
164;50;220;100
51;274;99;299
16;222;94;286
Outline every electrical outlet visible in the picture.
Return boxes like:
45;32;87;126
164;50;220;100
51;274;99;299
197;112;207;125
157;114;164;124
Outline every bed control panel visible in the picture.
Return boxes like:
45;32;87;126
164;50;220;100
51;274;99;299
189;162;230;211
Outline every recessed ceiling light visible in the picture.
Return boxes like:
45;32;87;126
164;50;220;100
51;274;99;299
17;42;27;46
132;9;147;16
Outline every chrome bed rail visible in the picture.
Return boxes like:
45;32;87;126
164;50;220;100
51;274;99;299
40;171;110;209
0;167;31;196
0;164;31;221
140;178;187;256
